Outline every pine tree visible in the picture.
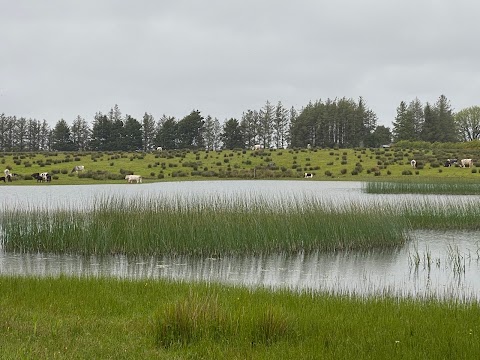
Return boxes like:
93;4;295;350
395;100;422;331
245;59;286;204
142;112;156;151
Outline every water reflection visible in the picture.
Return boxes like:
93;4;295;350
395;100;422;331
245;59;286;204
2;180;480;211
1;230;479;301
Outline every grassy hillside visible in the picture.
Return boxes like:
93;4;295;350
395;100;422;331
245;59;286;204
1;147;480;184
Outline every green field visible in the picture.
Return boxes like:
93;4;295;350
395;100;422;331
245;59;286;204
1;147;480;184
1;276;479;359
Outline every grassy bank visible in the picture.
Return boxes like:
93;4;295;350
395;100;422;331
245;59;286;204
1;147;480;184
0;276;479;359
1;197;408;256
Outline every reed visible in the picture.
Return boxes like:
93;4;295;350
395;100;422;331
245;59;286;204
363;181;480;195
1;196;408;256
401;199;480;230
1;276;480;359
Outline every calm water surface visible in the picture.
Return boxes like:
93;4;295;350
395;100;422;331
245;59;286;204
1;181;480;300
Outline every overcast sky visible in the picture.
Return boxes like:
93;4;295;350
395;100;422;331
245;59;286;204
1;0;479;129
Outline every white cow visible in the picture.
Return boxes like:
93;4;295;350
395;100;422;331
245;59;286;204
304;173;314;178
71;165;85;173
460;158;473;168
410;159;417;168
125;174;142;183
252;144;262;150
4;168;10;177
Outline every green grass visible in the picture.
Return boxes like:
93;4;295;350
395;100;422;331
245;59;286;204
1;197;409;256
0;276;479;359
364;181;480;194
1;147;480;184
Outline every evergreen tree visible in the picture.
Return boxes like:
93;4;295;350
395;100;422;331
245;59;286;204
221;118;244;149
240;110;258;148
14;117;28;151
258;100;274;148
273;101;289;149
124;115;143;151
203;115;221;150
407;98;424;140
108;105;125;150
434;95;457;142
52;119;75;151
27;118;42;151
90;112;112;151
421;103;436;142
39;120;50;151
177;110;204;149
155;115;177;150
392;101;411;141
142;112;156;151
71;115;90;151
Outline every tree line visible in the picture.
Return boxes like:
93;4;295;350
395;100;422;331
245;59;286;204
392;95;480;143
1;95;478;152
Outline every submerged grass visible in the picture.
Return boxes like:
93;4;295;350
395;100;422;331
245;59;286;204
1;276;479;359
1;196;408;256
364;181;480;195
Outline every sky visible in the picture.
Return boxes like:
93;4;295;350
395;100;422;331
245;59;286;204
1;0;479;129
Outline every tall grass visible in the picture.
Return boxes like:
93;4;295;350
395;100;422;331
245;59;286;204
1;196;408;256
364;181;480;195
1;276;480;359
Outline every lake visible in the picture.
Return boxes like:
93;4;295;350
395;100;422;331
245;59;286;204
1;180;480;301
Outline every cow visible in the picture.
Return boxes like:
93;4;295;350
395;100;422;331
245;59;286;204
304;173;314;178
444;158;458;167
4;168;11;177
125;174;142;183
71;165;85;173
460;158;473;168
410;159;417;169
31;172;51;182
156;147;163;151
252;144;262;151
0;176;5;182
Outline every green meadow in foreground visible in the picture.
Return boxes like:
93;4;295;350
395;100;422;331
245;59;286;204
0;276;479;359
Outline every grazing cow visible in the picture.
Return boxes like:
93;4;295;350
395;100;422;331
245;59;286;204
71;165;85;173
410;159;417;169
304;173;314;178
125;174;142;183
460;158;473;168
156;147;163;151
252;144;262;150
444;158;458;167
0;176;5;182
31;172;51;182
4;169;11;177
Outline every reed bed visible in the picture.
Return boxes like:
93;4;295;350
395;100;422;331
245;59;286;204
364;181;480;195
1;276;480;359
401;199;480;230
1;196;408;256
